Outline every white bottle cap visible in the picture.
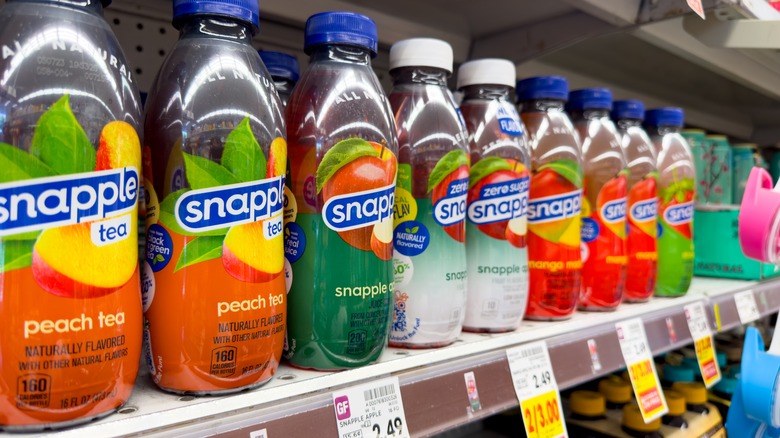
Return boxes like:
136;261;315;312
457;58;516;89
389;38;453;73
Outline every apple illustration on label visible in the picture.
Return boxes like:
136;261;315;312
430;149;470;243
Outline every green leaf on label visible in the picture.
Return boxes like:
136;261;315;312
538;159;582;189
428;149;468;194
3;230;41;241
405;227;411;233
316;138;380;194
0;143;55;183
222;118;267;183
469;156;512;189
411;226;419;234
158;189;228;236
174;235;223;272
30;95;96;174
1;240;35;272
675;191;685;202
182;152;239;190
154;254;165;264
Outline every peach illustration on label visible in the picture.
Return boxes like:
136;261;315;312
267;137;287;179
222;215;284;282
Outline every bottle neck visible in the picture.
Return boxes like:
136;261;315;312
272;77;296;93
309;44;373;66
13;0;104;13
178;16;254;43
461;84;513;102
569;108;610;121
647;125;681;136
520;98;566;113
390;67;449;87
616;118;643;129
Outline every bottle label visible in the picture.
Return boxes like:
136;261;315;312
625;173;658;301
464;157;530;329
0;95;142;425
286;138;396;369
525;159;583;319
145;118;287;391
657;178;695;296
497;106;524;137
580;173;628;309
391;150;468;346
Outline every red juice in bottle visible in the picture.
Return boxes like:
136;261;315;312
517;76;583;320
568;88;627;311
612;100;658;302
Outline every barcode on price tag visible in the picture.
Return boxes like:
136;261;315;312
506;341;567;438
685;303;721;388
616;319;668;422
735;290;760;324
332;377;410;438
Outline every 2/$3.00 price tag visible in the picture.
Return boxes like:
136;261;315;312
332;376;410;438
506;341;567;438
616;318;668;422
684;302;721;388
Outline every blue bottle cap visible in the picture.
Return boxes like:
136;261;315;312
304;12;378;56
173;0;259;30
516;76;569;102
567;88;613;111
259;51;300;82
645;107;684;127
664;364;695;383
612;99;645;121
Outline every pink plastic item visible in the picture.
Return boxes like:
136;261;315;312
739;167;780;263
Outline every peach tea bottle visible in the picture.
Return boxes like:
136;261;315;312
285;12;397;370
0;0;142;429
143;0;287;393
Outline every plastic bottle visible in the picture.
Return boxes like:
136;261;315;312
458;59;530;332
285;12;397;369
517;76;583;320
612;100;658;302
387;38;468;348
143;0;287;393
0;0;142;429
568;89;627;311
259;50;299;107
645;108;695;297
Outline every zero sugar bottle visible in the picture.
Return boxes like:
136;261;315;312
285;12;398;370
388;38;468;348
458;59;531;332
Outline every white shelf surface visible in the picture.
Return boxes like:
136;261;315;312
10;276;778;437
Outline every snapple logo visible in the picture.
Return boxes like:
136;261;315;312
664;201;693;226
468;177;529;224
322;184;395;232
630;198;658;223
527;189;582;223
433;178;468;226
175;176;285;233
0;167;139;236
600;198;627;224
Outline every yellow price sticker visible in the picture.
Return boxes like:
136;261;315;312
520;389;565;438
627;359;666;419
694;335;721;387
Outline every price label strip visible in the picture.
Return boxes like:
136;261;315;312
684;303;721;388
616;319;668;422
735;290;760;324
506;341;567;438
332;376;410;438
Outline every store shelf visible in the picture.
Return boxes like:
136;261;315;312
12;277;777;438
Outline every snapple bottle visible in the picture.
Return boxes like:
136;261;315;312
517;76;583;320
143;0;287;393
612;100;658;302
388;38;468;348
285;12;397;369
645;108;695;297
568;89;627;311
458;59;531;332
259;50;299;107
0;0;142;429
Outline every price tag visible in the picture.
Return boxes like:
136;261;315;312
735;290;760;324
332;377;409;438
506;341;567;438
616;319;668;422
684;303;721;388
687;0;706;19
249;429;268;438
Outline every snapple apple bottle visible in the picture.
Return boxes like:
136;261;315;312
0;0;142;429
143;0;287;394
387;38;468;348
645;108;695;297
612;100;658;302
458;59;531;332
568;89;627;311
285;12;397;369
517;76;583;320
259;50;299;107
